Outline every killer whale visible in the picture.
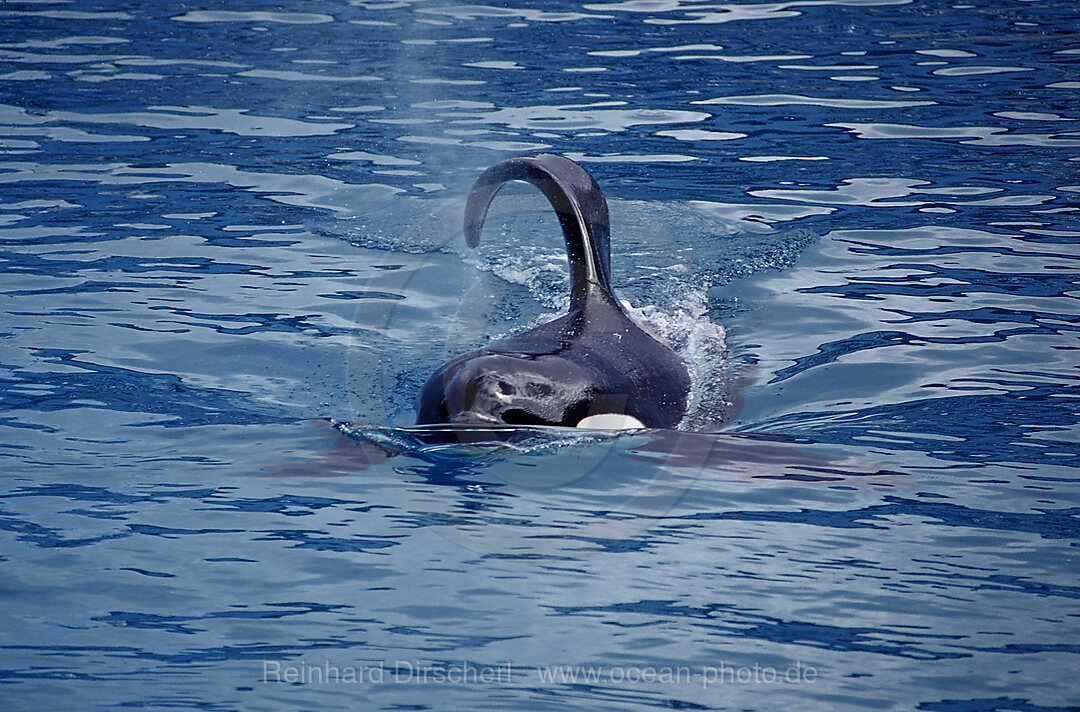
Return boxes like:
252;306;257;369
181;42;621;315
416;153;690;430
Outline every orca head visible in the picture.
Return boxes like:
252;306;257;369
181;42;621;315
422;353;596;428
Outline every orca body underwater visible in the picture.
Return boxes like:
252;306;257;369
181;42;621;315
416;153;690;430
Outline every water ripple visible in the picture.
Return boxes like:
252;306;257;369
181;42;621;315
2;2;1079;710
550;599;968;660
172;11;336;25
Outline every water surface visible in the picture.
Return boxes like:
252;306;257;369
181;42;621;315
2;1;1079;710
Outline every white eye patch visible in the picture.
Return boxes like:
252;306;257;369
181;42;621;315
575;413;646;430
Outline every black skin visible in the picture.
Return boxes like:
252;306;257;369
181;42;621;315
416;153;690;429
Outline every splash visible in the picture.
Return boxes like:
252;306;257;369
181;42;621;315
334;420;632;458
623;286;731;432
460;226;732;432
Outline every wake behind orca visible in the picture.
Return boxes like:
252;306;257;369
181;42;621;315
416;153;690;430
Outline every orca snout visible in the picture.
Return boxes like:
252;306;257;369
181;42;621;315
449;409;501;426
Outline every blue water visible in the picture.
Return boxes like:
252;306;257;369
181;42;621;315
2;0;1079;710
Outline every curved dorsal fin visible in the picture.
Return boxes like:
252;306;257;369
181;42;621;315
463;153;613;309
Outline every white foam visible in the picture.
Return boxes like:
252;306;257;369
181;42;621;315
622;285;730;431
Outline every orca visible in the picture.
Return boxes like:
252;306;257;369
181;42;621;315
416;153;690;430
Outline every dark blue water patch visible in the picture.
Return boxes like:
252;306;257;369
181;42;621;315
381;626;522;653
117;567;174;578
201;235;301;249
770;328;1074;383
93;602;350;636
317;290;406;301
806;556;1080;601
550;599;968;661
113;699;239;711
59;507;131;522
197;493;362;517
126;524;242;539
388;510;489;531
799;265;1080;301
2;349;295;427
1014;232;1080;247
926;571;1080;601
0;509;128;549
0;488;250;546
842;240;1080;262
4;280;149;296
0;665;102;684
0;638;364;670
516;680;711;712
956;641;1080;656
747;382;1080;468
553;536;653;554
0;417;53;433
105;322;190;335
919;698;1080;712
751;469;854;482
143;305;368;338
253;529;401;554
884;307;1080;333
6;308;119;322
681;497;1080;540
1;483;169;505
0;250;266;281
386;457;522;502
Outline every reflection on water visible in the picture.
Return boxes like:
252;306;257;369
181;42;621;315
2;0;1079;710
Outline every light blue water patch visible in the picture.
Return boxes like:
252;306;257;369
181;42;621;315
2;1;1079;710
